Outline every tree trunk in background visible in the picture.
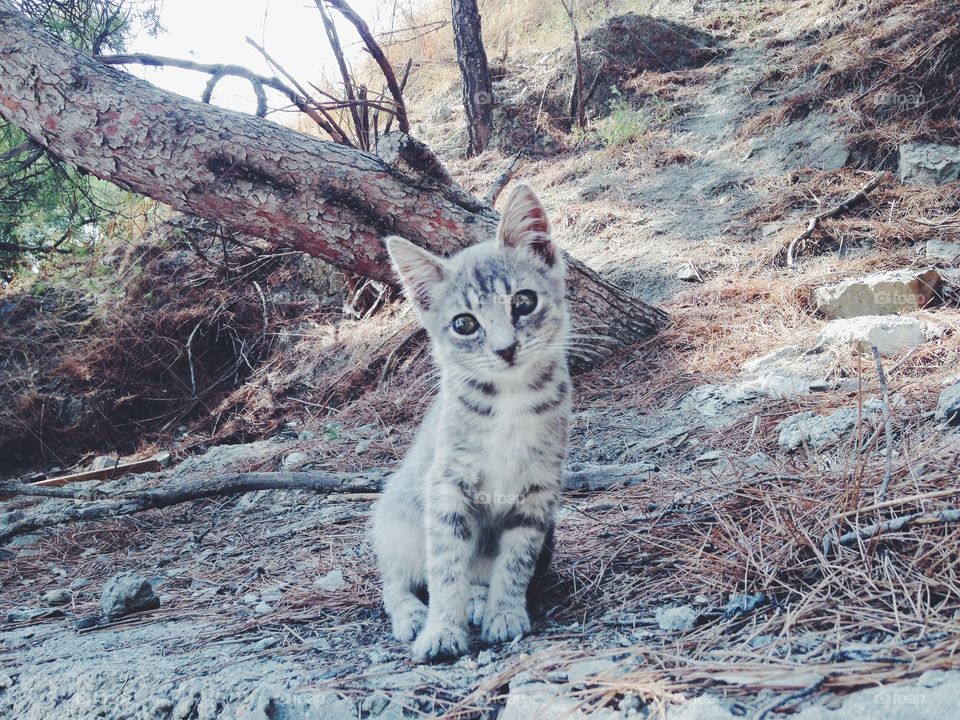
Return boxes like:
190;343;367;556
450;0;494;156
0;4;668;369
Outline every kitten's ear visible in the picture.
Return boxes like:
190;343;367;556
385;235;446;311
497;183;557;267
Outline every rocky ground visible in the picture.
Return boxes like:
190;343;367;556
4;0;960;717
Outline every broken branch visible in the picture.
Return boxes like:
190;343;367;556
836;507;960;548
785;172;886;270
0;463;652;544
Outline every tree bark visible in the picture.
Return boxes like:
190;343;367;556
0;4;668;367
450;0;494;156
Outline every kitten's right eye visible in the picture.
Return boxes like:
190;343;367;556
451;314;479;335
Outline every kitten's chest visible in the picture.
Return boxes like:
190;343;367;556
459;388;569;498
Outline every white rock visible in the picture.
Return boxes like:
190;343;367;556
41;588;71;606
313;569;345;591
565;658;622;684
500;683;618;720
657;605;698;631
666;695;738;719
677;262;702;282
776;409;859;451
89;455;120;471
812;269;942;319
935;382;960;426
816;316;935;356
742;346;802;374
153;451;172;468
926;239;960;263
280;452;310;471
898;142;960;185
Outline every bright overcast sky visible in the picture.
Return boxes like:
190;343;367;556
127;0;400;117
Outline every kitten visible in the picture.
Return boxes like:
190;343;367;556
371;183;571;661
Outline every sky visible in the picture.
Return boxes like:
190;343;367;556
126;0;399;117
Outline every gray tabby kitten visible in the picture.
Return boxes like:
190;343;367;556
371;183;571;661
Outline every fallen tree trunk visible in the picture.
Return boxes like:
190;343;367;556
0;4;668;368
0;462;653;543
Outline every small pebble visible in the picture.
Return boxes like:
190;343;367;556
42;588;71;606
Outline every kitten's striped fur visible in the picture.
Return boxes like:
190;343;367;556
371;184;571;661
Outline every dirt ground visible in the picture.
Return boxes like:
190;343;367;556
3;0;960;717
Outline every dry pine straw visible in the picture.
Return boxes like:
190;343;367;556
4;388;959;713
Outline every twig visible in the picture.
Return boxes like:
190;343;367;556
871;346;894;503
186;322;202;397
484;152;523;206
559;0;587;130
244;37;353;146
96;53;289;118
323;0;410;134
832;487;960;520
0;471;388;544
785;173;886;270
836;507;960;548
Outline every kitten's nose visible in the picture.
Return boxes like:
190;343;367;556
495;342;519;366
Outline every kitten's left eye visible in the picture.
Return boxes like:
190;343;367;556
451;313;479;335
512;290;538;316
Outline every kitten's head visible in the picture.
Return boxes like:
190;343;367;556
386;183;567;381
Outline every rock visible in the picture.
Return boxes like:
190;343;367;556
41;588;71;606
677;262;702;282
742;346;802;374
723;593;767;618
682;374;813;419
694;450;723;464
742;137;767;160
656;605;698;631
6;606;64;622
566;658;621;684
776;408;859;451
281;452;310;471
89;455;120;471
501;683;618;720
917;669;950;688
816;315;936;356
935;382;960;426
793;671;960;719
153;451;172;468
812;269;942;319
69;577;91;591
898;142;960;185
666;695;738;720
926;239;960;263
360;692;391;717
354;438;372;455
313;569;345;591
100;572;160;619
297;430;315;441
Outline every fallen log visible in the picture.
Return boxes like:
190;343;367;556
0;5;669;370
0;462;653;544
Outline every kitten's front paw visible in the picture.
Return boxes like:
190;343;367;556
391;601;427;642
481;605;531;645
412;622;468;662
468;584;488;627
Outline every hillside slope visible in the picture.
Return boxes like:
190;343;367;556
2;0;960;717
